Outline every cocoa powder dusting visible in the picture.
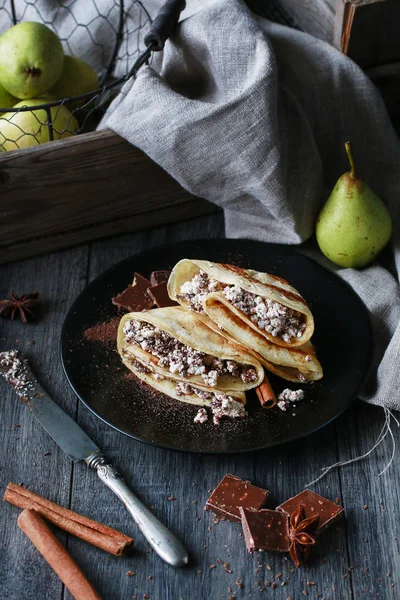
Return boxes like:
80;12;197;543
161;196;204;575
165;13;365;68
84;317;120;344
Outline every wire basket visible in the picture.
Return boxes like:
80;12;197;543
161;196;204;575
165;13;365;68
0;0;184;150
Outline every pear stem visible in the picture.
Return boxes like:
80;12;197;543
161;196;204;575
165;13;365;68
345;141;356;180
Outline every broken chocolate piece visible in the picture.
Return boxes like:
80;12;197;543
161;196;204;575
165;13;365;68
147;282;178;308
277;489;343;535
150;270;171;286
112;273;154;312
239;507;290;553
205;474;270;523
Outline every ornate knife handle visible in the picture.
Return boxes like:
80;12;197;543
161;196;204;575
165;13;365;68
86;451;188;567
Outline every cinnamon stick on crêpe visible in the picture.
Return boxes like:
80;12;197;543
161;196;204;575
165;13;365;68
256;376;277;408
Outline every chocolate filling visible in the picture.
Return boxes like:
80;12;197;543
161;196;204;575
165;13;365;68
126;356;246;424
123;319;257;387
179;271;306;343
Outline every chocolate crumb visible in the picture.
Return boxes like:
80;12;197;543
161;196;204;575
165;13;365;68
362;504;368;510
209;564;216;570
167;496;176;501
43;451;51;456
235;578;244;589
126;571;135;577
84;317;120;344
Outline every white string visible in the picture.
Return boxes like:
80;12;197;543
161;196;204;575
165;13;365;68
305;407;398;488
379;408;399;476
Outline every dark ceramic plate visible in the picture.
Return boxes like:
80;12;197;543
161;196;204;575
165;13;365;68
61;239;373;454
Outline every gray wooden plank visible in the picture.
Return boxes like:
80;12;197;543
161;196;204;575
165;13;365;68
0;246;89;600
65;215;352;600
336;401;400;600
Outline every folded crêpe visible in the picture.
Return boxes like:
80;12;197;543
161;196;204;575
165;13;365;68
198;312;322;383
118;307;264;404
118;357;247;409
168;259;322;383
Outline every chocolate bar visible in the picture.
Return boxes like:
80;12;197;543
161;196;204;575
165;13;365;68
150;270;171;286
147;282;178;308
205;474;270;523
277;489;343;535
239;508;290;553
112;273;154;312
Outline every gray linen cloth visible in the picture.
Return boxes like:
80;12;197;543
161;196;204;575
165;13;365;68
103;0;400;410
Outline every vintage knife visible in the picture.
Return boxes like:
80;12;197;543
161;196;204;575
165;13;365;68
0;350;188;567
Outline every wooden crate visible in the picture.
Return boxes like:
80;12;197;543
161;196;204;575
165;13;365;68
270;0;400;68
0;129;218;265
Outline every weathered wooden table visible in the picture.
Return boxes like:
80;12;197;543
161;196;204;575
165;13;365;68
0;213;399;600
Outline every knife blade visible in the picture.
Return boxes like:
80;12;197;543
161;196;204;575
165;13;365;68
0;350;188;567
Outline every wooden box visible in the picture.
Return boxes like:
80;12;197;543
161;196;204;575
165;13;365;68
269;0;400;68
0;129;217;265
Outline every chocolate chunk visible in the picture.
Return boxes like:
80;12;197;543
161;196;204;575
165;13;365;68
150;270;171;286
239;507;290;553
112;273;154;312
205;474;270;523
277;490;344;535
147;282;178;308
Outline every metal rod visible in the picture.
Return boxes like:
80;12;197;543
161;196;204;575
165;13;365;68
99;0;125;87
45;107;54;142
10;0;17;26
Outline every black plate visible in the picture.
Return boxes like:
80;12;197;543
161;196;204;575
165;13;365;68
61;239;373;454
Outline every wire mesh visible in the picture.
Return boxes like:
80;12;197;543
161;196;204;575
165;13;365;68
0;0;152;150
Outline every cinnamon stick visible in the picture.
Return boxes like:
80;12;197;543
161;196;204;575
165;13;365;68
18;509;102;600
4;483;133;556
256;376;277;408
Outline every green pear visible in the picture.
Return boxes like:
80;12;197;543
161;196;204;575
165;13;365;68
316;142;392;268
0;98;79;151
0;81;17;108
0;22;64;99
49;55;99;109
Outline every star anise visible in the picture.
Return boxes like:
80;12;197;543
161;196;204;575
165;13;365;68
288;504;319;567
0;292;40;324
